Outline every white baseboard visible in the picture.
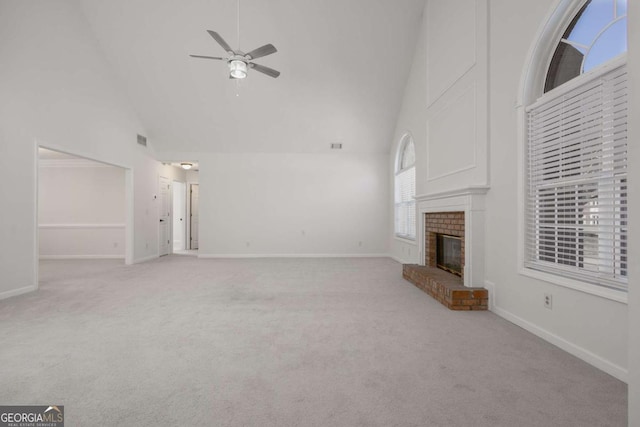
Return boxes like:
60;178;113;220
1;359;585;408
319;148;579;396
40;255;125;260
486;281;628;383
198;253;390;259
389;255;415;264
0;285;38;301
132;254;159;264
483;280;495;311
38;223;126;229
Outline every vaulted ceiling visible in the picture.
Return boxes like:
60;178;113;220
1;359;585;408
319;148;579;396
79;0;425;154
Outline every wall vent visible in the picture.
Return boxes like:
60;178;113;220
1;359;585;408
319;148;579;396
330;143;343;150
137;134;147;147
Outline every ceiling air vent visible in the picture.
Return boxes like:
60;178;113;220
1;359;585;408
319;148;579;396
330;143;343;150
137;134;147;147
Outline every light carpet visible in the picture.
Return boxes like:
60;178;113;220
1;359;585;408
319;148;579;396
0;257;627;426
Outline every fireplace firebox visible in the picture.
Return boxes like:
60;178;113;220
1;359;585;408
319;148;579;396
425;212;465;280
436;234;462;276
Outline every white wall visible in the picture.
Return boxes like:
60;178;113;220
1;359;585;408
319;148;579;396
389;7;426;265
38;163;126;258
389;0;488;262
422;0;488;193
627;1;639;423
486;0;629;381
391;0;635;383
158;164;187;183
0;0;162;298
197;153;389;257
186;170;199;184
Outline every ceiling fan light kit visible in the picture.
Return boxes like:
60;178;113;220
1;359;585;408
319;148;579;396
229;59;248;79
190;31;280;80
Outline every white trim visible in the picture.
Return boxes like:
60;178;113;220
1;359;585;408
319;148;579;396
132;254;159;264
516;0;629;300
487;280;628;382
527;54;627;110
519;268;628;304
198;253;391;259
35;139;135;269
38;223;126;229
0;285;38;301
416;186;488;288
39;158;114;168
415;185;490;202
35;139;132;170
33;143;40;292
389;255;411;265
516;0;590;108
40;255;125;260
483;280;495;311
394;236;418;246
426;63;477;111
187;182;199;250
426;81;478;182
395;132;416;173
125;169;134;266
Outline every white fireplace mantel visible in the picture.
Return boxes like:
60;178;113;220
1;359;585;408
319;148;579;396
415;186;489;288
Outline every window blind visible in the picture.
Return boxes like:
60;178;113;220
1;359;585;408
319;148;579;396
526;63;628;290
395;166;416;240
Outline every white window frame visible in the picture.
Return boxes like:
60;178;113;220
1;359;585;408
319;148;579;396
516;0;628;303
394;133;416;241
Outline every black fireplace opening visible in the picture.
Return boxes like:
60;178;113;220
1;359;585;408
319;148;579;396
436;234;462;276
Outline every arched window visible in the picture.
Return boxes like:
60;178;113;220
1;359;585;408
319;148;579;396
395;134;416;240
525;0;628;291
545;0;627;92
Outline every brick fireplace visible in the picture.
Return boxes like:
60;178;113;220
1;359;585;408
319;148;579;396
402;187;489;311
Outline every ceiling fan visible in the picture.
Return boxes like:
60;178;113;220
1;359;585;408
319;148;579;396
190;30;280;79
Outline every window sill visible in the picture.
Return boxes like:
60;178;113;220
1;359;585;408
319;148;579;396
519;267;627;304
394;236;417;245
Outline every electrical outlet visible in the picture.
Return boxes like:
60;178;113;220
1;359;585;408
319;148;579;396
544;293;553;309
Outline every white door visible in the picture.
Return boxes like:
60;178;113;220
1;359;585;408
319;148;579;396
190;184;199;250
172;181;186;251
159;176;170;256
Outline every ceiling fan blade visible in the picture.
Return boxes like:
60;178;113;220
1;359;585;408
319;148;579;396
245;44;277;60
250;63;280;78
189;55;225;60
207;30;233;53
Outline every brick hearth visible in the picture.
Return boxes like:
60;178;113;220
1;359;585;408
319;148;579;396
403;264;488;311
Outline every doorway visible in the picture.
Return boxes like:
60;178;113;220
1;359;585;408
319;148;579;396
172;181;186;251
36;146;133;288
190;184;199;250
159;176;171;257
